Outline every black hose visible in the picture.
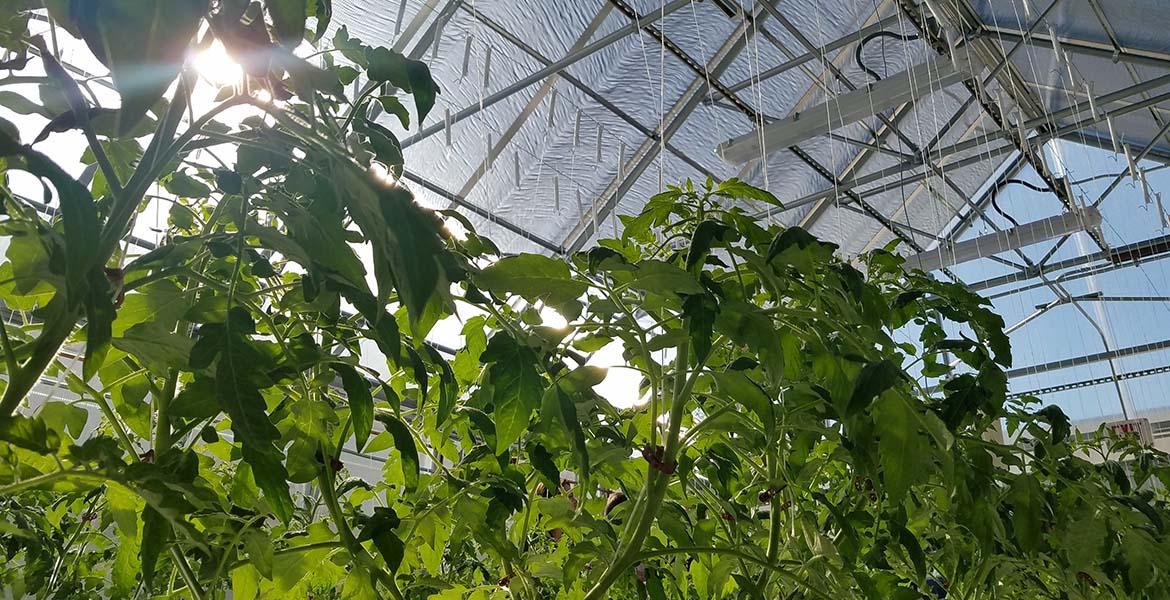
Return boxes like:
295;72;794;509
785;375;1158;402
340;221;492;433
988;179;1050;227
855;30;921;81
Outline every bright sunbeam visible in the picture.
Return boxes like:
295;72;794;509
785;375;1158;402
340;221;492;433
193;40;243;87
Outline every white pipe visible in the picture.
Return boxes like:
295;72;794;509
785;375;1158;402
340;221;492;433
904;207;1102;272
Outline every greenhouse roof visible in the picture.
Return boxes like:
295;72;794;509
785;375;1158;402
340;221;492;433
333;0;1170;424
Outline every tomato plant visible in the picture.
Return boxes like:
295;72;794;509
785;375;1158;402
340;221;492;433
0;2;1168;599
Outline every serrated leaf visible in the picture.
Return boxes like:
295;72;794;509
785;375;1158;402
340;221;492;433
333;363;374;452
475;254;586;316
57;0;206;134
267;0;307;48
623;260;705;296
481;333;544;452
874;394;931;499
241;528;274;579
375;412;419;492
376;95;411;129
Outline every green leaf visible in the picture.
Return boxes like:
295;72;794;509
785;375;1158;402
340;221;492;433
374;412;419;493
356;117;403;172
846;359;901;416
0;90;51;116
711;370;772;431
212;310;294;522
623;260;705;296
164;171;212;198
481;333;544;452
1009;474;1044;553
338;169;447;329
241;528;275;579
552;385;589;482
364;46;440;123
0;134;99;309
0;415;60;453
713;178;782;207
527;442;560;489
376;95;411;129
38;402;89;439
475;254;586;316
560;365;607;393
267;0;307;48
140;506;170;588
766;227;836;273
686;220;732;271
112;323;194;374
874;394;931;499
333;363;374;452
358;507;405;572
55;0;206;134
83;268;116;379
896;526;926;585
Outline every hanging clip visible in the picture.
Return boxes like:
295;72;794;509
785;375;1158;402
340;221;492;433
554;176;560;211
547;90;557;128
595;125;603;163
573;109;582;147
1125;143;1139;183
485;135;494;170
1106;115;1120;154
482;44;493;91
461;37;474;79
395;0;407;36
444;108;452;147
513;151;521;187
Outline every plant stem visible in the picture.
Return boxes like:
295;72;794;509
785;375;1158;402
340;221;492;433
223;541;344;573
0;306;76;417
154;369;178;453
583;341;698;600
757;454;783;591
0;468;105;495
317;466;399;600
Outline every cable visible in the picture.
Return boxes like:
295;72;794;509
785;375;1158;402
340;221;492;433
854;30;920;81
985;178;1051;228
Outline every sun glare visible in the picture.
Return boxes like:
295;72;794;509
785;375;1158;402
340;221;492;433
193;41;243;87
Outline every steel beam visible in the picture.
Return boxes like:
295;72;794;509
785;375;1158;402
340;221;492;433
452;5;614;201
764;82;1170;216
963;232;1170;293
1009;363;1170;399
399;0;695;150
1006;338;1170;379
561;3;772;253
458;3;719;181
985;27;1170;73
400;170;564;253
718;15;906;96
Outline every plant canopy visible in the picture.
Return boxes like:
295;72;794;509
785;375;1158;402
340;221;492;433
0;2;1167;599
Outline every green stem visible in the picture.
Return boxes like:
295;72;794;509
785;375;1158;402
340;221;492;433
583;342;699;600
317;466;398;600
154;369;178;453
171;546;206;600
0;468;107;495
757;455;783;591
224;541;344;573
0;319;18;375
0;309;76;417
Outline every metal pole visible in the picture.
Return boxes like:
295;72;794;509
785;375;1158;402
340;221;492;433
399;0;696;150
562;2;774;252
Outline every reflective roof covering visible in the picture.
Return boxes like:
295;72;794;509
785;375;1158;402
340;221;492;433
333;0;1170;425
